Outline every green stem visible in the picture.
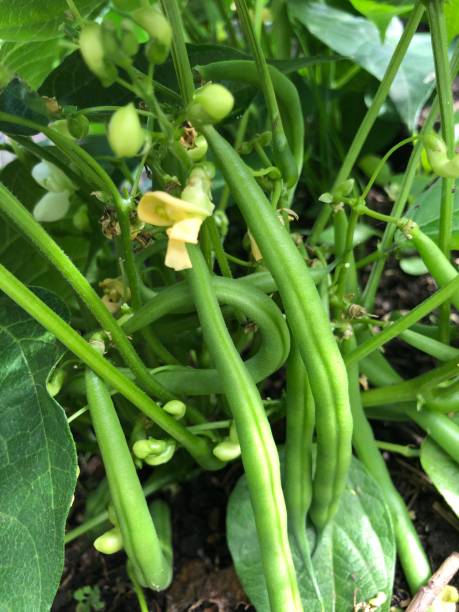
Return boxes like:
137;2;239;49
309;2;425;243
234;0;297;186
0;264;222;471
345;274;459;366
161;0;195;104
375;441;420;458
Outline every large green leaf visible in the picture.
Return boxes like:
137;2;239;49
289;1;434;130
0;39;64;90
0;289;77;610
0;0;103;42
421;435;459;518
227;453;395;611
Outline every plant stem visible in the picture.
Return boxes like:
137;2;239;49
309;2;425;243
345;274;459;366
161;0;195;104
0;264;222;471
375;440;420;458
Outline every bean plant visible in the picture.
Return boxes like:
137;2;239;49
1;0;459;610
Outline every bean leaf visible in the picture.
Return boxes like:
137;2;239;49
0;289;77;610
288;1;435;130
227;452;395;611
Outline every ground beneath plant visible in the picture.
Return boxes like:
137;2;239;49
54;258;459;611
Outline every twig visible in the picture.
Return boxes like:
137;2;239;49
406;552;459;611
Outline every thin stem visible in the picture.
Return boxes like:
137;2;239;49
309;2;425;243
161;0;195;104
234;0;296;185
345;274;459;366
361;136;417;200
375;440;420;458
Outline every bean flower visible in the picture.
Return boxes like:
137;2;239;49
137;165;215;271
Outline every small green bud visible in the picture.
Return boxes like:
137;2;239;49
213;440;241;462
188;84;234;125
333;178;355;198
79;23;118;86
94;527;123;554
186;134;208;162
133;438;168;459
318;192;334;204
424;132;459;179
108;103;145;158
49;119;75;140
101;20;119;59
33;191;71;223
67;113;89;139
163;400;186;419
143;441;176;466
133;6;172;64
46;367;66;397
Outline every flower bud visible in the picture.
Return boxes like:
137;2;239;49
32;161;75;193
108;103;145;157
213;440;241;462
185;134;208;162
67;113;89;139
33;191;71;222
79;23;118;85
133;6;172;64
143;440;176;466
424;132;459;179
94;527;123;554
163;400;186;419
120;20;139;57
133;438;168;460
188;83;234;125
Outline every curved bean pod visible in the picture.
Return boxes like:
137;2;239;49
123;277;290;394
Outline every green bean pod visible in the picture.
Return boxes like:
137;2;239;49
284;344;322;605
123;276;289;395
186;245;302;612
407;221;459;309
85;369;172;590
202;125;352;530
